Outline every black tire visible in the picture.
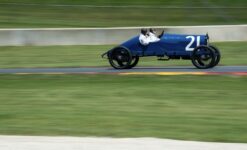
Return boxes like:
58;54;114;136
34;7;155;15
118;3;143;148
128;56;139;69
209;45;221;67
108;47;132;69
191;45;216;69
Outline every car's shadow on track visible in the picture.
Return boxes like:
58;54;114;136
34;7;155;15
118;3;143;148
106;66;208;72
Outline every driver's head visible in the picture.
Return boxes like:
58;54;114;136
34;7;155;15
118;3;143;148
141;28;148;35
149;28;156;34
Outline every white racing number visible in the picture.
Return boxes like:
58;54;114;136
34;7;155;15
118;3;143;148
185;36;201;51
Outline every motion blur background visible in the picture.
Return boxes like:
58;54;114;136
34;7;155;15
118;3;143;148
0;0;246;27
0;0;247;143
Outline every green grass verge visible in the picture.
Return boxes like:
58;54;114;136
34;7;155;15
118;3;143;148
0;0;246;27
0;74;246;142
0;42;246;68
1;0;246;6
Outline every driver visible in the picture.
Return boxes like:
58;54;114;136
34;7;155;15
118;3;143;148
139;28;163;46
139;28;150;46
149;28;164;39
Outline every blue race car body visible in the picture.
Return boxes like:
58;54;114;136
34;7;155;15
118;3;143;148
121;33;208;58
102;33;220;69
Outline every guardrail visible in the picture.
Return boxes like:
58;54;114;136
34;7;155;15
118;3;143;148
0;25;246;46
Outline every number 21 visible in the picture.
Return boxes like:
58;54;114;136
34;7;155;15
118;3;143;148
185;36;200;51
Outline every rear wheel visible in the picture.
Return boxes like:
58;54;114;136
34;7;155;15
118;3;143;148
108;47;132;69
209;45;221;67
191;45;216;69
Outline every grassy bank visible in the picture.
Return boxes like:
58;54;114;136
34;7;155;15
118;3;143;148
0;0;246;27
0;74;246;142
0;42;246;68
1;0;246;6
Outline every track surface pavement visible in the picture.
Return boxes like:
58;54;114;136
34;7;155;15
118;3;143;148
0;66;246;75
0;136;247;150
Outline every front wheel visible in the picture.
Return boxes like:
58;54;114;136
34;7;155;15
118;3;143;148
108;47;132;69
191;45;216;69
128;56;139;69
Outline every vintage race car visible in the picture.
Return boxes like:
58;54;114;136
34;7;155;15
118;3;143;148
102;33;221;69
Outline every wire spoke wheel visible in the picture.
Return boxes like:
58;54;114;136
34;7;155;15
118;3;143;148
128;56;139;69
209;45;221;67
109;47;132;69
191;45;216;69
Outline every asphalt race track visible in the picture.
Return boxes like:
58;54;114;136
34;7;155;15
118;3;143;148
0;66;246;75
